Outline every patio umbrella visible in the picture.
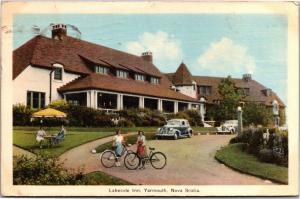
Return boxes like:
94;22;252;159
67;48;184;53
32;108;67;118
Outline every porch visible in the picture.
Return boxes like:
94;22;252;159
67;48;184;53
63;90;199;114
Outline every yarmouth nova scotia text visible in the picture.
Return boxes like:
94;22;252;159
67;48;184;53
108;188;201;193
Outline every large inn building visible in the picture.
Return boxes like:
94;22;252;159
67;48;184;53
13;24;285;124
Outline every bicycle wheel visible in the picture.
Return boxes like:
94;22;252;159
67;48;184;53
150;152;167;169
101;150;116;168
124;152;140;170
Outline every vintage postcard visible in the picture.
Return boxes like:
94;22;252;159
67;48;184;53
1;1;299;197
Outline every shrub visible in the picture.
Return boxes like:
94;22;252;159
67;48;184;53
117;119;135;127
258;149;274;163
247;128;264;155
229;136;243;144
13;104;33;126
13;155;85;185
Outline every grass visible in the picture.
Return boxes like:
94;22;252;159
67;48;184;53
13;129;115;157
83;171;133;185
13;126;216;133
95;132;156;153
215;143;288;184
13;126;216;157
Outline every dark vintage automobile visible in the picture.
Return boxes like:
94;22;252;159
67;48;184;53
156;119;193;140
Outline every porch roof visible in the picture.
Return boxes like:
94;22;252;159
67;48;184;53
58;73;199;103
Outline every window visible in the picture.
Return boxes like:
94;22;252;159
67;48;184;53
116;70;129;78
150;77;159;84
135;74;145;81
238;88;250;96
95;66;109;74
199;86;212;96
27;91;45;109
54;68;62;80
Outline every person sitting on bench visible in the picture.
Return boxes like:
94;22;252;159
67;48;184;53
51;125;65;145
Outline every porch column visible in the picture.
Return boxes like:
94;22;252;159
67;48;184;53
63;94;66;101
174;101;178;113
158;99;163;111
94;91;98;109
86;91;91;107
117;94;123;110
188;103;192;110
139;96;144;109
90;90;95;109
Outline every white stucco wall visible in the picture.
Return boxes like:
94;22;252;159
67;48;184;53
13;65;80;106
176;85;197;99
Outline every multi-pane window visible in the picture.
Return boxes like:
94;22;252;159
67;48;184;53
116;70;129;78
238;88;250;96
135;74;145;81
150;77;159;84
27;91;45;109
199;86;212;96
95;66;109;74
54;68;62;80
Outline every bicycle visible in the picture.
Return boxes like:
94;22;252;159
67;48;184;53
100;143;133;168
124;147;167;170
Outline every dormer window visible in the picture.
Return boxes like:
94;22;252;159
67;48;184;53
150;77;159;84
135;74;145;81
54;68;62;80
95;66;109;75
199;86;212;96
117;70;128;78
262;89;272;97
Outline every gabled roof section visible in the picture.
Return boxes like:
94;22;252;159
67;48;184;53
58;73;198;103
172;62;194;85
13;35;162;79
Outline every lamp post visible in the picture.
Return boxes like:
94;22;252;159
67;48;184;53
199;97;206;124
237;106;243;136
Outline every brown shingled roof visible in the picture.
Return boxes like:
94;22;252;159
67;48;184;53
172;62;194;85
13;35;162;79
58;73;199;102
192;76;285;107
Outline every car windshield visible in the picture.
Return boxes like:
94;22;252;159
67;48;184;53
167;120;182;126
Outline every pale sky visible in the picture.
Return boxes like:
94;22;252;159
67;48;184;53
13;14;287;105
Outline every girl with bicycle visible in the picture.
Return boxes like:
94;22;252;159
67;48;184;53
136;131;147;169
112;129;124;167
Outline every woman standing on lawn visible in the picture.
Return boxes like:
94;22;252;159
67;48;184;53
112;129;124;167
136;131;147;169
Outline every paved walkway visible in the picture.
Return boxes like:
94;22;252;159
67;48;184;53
59;134;273;185
13;146;36;158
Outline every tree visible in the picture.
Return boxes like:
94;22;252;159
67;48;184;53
243;103;273;126
211;76;242;121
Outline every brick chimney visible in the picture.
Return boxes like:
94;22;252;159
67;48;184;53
141;51;153;63
52;24;67;40
242;74;252;82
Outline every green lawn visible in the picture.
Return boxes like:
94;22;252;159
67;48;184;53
13;129;115;157
215;143;288;184
83;171;132;185
14;126;216;133
13;126;216;157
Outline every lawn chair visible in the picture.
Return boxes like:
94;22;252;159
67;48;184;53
51;129;65;145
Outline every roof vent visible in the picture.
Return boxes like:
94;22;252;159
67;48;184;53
242;74;252;82
52;24;67;40
141;51;153;63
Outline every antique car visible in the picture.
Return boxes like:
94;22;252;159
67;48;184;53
216;120;238;134
156;119;193;140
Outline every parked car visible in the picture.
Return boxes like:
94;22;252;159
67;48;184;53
216;120;238;134
156;119;193;140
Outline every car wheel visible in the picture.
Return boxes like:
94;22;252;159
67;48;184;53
188;131;192;138
174;133;178;140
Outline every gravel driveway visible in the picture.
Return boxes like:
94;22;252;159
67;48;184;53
60;134;273;185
